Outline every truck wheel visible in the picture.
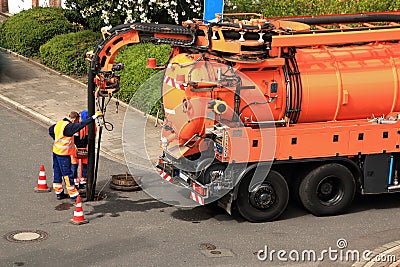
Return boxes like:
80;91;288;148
237;170;289;222
299;163;355;216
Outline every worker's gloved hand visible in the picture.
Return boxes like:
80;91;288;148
92;110;103;119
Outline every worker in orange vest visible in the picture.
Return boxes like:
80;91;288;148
49;110;103;200
71;110;92;189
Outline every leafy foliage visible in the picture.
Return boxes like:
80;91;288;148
225;0;400;16
114;43;171;115
0;7;73;57
39;30;100;76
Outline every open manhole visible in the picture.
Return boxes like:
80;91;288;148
110;173;141;191
93;191;107;201
4;230;48;243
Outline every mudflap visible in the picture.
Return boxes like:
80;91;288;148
217;191;234;215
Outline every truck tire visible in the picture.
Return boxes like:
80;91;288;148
237;170;289;222
299;163;355;216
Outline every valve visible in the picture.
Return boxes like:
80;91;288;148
208;100;227;114
112;63;124;71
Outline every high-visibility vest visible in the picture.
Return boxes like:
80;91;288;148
79;125;88;140
71;125;88;164
53;120;76;156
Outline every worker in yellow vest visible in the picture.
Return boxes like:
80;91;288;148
49;110;103;200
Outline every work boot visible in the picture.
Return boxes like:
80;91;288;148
56;192;68;200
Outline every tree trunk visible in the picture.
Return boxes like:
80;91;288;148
49;0;62;8
1;0;8;12
32;0;39;7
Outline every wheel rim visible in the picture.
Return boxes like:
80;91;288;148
249;183;276;210
316;175;344;206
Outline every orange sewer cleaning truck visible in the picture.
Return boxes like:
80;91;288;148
88;12;400;222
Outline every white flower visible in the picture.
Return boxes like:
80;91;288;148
81;0;202;26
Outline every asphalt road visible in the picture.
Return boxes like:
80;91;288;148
2;102;400;267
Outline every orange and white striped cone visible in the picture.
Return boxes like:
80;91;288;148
34;165;51;192
70;195;89;225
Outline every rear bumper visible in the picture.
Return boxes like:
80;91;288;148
157;156;209;205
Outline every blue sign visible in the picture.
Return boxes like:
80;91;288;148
203;0;224;23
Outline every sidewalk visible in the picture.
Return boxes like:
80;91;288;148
0;49;161;166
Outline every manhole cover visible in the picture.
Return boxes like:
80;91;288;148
110;173;141;191
4;230;48;243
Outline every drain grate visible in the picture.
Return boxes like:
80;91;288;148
4;230;48;243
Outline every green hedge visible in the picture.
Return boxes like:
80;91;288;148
0;7;73;57
225;0;400;16
39;30;100;76
262;0;400;17
114;44;171;114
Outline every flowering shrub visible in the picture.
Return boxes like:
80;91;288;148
114;43;171;103
66;0;202;28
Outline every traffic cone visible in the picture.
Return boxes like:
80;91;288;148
34;165;51;192
70;195;89;225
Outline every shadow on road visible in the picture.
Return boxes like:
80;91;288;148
170;204;233;223
350;192;400;213
84;189;169;221
0;51;40;83
76;178;400;223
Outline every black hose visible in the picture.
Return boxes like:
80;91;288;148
91;97;105;198
92;125;102;198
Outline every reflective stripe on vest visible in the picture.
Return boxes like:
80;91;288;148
79;126;88;139
53;120;75;155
